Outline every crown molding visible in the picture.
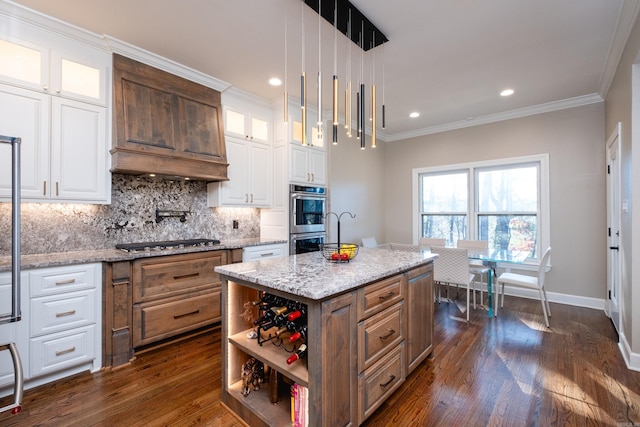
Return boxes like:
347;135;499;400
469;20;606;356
104;35;231;93
598;0;640;98
386;93;604;142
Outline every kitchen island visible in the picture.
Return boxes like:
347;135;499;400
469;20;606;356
215;247;437;427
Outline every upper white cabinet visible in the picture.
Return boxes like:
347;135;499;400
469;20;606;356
0;12;111;204
208;91;273;207
0;36;108;106
290;143;326;185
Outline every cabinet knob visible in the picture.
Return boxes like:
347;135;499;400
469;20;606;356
43;85;48;92
245;194;249;203
250;194;254;203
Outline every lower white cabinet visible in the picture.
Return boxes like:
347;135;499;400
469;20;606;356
0;263;102;397
242;243;286;262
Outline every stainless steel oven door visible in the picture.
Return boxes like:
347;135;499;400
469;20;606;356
290;193;326;234
290;233;326;255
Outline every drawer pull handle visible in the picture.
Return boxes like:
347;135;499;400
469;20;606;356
173;272;200;280
174;309;200;320
260;252;275;257
55;310;76;318
380;374;396;388
55;278;76;285
379;329;396;340
56;346;76;356
378;291;394;300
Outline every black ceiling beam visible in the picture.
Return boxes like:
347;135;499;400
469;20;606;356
303;0;388;51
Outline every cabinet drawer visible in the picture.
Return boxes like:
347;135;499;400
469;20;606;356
30;324;96;378
30;264;99;297
358;302;404;371
357;274;404;321
358;343;405;422
242;244;286;261
30;289;96;337
133;251;225;303
133;290;221;347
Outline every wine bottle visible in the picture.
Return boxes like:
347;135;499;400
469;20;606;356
253;309;276;326
288;325;307;343
287;306;306;322
261;311;290;331
286;344;307;365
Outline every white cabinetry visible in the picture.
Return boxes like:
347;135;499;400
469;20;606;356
0;272;29;390
242;243;286;262
0;264;101;397
0;12;111;204
208;91;273;207
290;144;326;185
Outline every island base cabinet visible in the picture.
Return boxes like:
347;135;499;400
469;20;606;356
406;265;434;374
221;278;358;427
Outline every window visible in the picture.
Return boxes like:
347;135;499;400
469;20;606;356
413;154;549;261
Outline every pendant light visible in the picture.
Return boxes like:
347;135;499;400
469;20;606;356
345;9;352;138
301;1;307;146
382;41;386;129
359;20;365;150
332;0;338;145
371;32;376;148
283;0;288;124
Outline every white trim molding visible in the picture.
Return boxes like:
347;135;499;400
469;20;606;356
619;332;640;372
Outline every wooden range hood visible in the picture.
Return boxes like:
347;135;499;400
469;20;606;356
111;54;228;182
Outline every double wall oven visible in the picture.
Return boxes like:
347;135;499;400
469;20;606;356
289;185;326;254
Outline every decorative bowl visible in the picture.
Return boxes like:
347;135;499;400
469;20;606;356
320;243;359;262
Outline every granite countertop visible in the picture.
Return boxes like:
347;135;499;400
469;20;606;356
0;238;287;271
215;247;437;301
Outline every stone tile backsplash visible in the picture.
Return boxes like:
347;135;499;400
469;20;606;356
0;174;260;255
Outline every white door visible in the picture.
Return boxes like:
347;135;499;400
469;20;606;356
606;123;622;335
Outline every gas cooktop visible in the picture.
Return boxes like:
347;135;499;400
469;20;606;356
115;238;221;253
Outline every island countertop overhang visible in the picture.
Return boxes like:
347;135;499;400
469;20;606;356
214;247;437;300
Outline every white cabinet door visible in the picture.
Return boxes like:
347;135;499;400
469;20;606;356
51;97;107;202
215;136;251;205
289;144;326;185
248;141;272;206
0;85;50;200
224;105;271;144
51;47;109;106
0;37;49;93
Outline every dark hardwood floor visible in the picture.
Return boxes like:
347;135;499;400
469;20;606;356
1;291;639;427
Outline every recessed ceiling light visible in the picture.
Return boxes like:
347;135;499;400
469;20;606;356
409;112;420;118
269;77;282;86
500;89;514;97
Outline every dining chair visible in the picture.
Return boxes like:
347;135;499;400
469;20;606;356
361;237;378;248
431;246;475;322
418;237;446;250
456;239;491;308
496;247;552;327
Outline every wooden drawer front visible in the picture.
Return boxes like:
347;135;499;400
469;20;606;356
133;252;225;302
30;264;98;297
357;274;404;321
406;264;433;281
30;325;96;378
133;290;220;347
359;343;405;422
358;302;404;371
30;289;96;337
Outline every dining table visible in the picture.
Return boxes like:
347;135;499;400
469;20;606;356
464;249;532;317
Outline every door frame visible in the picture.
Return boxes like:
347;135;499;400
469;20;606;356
606;122;622;335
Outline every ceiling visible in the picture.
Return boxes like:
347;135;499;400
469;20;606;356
8;0;635;141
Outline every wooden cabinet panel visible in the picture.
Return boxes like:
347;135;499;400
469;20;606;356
133;290;220;347
132;251;225;303
112;54;228;181
358;343;405;421
406;264;434;374
358;302;404;372
357;274;404;321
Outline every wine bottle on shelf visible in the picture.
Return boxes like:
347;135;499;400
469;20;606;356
261;311;291;331
287;306;307;321
253;309;276;326
286;344;307;365
288;325;307;343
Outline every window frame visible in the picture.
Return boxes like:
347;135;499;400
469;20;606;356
412;154;550;265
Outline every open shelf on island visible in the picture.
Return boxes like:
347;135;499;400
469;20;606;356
228;380;292;426
228;328;309;387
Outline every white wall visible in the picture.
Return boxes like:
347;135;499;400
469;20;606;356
605;10;640;360
381;103;606;301
328;125;386;247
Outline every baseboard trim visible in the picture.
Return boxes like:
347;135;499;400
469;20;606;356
618;332;640;372
479;283;606;310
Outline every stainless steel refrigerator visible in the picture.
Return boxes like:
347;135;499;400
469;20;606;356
0;135;24;415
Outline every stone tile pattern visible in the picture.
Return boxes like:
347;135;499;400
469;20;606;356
0;174;260;255
215;247;437;300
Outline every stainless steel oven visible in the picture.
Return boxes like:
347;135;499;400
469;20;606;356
290;184;327;234
290;232;326;255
